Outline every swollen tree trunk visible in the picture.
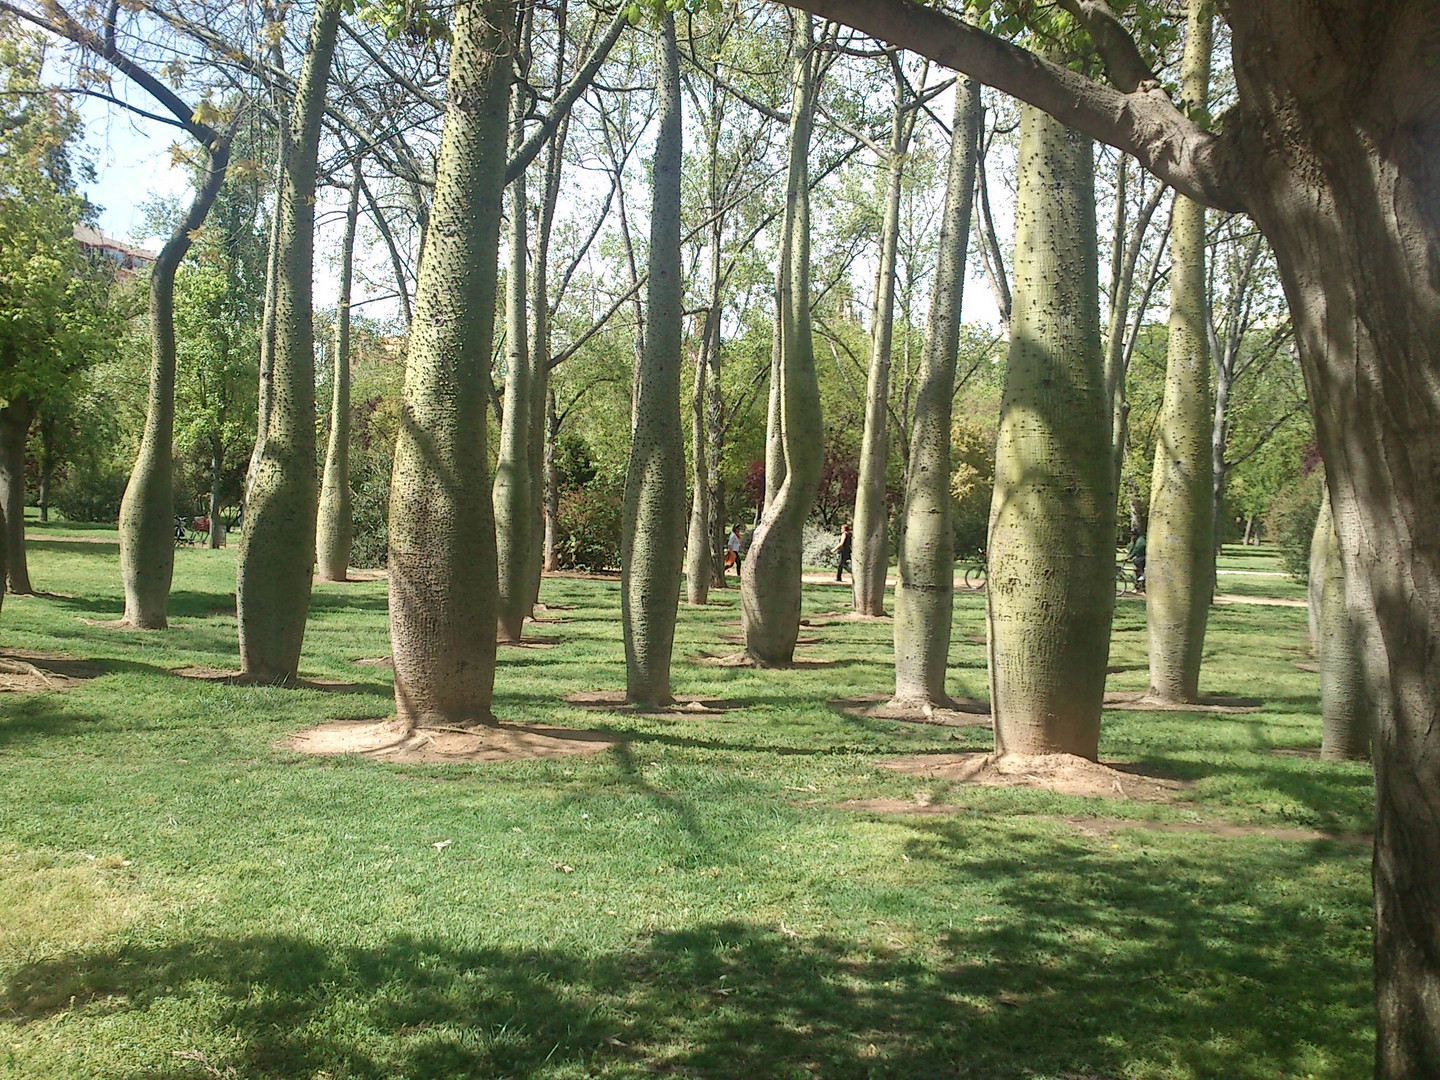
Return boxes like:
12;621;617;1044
493;101;532;643
388;0;512;727
986;103;1114;759
892;75;980;707
741;14;823;666
1314;487;1369;760
620;10;685;706
0;397;35;594
236;0;341;680
1146;0;1214;703
685;215;724;605
852;87;915;616
118;141;231;625
315;164;361;582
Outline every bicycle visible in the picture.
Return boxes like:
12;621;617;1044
1115;558;1143;597
962;554;987;591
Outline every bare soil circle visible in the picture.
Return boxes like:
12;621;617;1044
830;694;991;728
564;689;739;716
288;717;619;764
0;649;104;693
878;752;1190;802
1103;691;1263;714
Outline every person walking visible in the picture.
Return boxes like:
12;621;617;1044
833;523;853;582
725;523;746;581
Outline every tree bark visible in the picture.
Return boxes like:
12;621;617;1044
115;140;230;625
542;388;560;573
986;103;1114;759
236;0;341;680
315;162;361;583
1314;487;1369;760
387;0;512;727
0;397;35;595
851;81;915;617
686;209;724;605
892;74;980;708
1145;0;1214;704
741;14;823;666
493;91;532;643
208;433;225;548
620;10;685;706
37;412;53;524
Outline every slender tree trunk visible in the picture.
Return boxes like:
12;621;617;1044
1312;487;1369;760
117;141;231;626
208;433;225;548
542;388;560;573
892;75;980;707
236;0;341;680
621;10;684;706
1146;0;1214;703
388;0;512;727
986;103;1113;759
493;93;532;643
852;92;913;616
0;397;35;595
685;217;723;605
315;163;361;582
37;413;53;524
763;255;788;514
1307;475;1325;649
742;15;822;666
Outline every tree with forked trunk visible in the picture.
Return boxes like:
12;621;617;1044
235;0;342;681
773;0;1440;1070
387;0;513;729
741;12;825;667
891;73;981;710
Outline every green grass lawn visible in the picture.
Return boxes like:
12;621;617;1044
0;522;1372;1079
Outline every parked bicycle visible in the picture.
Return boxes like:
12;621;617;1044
962;553;987;591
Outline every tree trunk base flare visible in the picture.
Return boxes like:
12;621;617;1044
986;104;1114;764
0;399;36;595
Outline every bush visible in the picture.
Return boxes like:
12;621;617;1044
1268;468;1324;581
553;481;622;572
52;462;127;522
802;523;839;571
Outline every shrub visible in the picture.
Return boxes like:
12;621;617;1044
52;462;127;522
553;481;622;572
1268;468;1324;581
802;523;839;571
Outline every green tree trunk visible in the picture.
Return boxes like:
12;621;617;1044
986;103;1114;759
620;10;684;706
493;96;532;643
1316;487;1369;759
387;0;512;727
686;214;723;606
0;396;34;594
741;14;822;666
118;141;231;625
1146;0;1215;703
315;163;361;583
236;0;341;681
852;85;915;617
892;75;980;708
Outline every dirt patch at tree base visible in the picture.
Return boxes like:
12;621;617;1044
831;694;991;728
802;612;891;627
878;752;1190;802
77;616;187;631
498;635;563;650
0;649;104;693
171;667;374;693
1103;691;1263;713
287;717;619;764
354;656;394;668
691;651;835;669
719;633;819;646
1293;661;1321;673
564;690;740;715
313;568;386;583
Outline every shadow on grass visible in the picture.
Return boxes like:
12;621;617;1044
1;832;1371;1079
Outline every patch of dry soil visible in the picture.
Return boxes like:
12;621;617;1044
691;651;835;669
1103;691;1263;713
0;649;103;693
564;690;739;715
879;752;1190;802
288;717;618;764
171;667;373;692
830;694;991;728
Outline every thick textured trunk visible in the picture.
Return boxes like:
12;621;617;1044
0;398;34;595
851;95;913;616
741;15;822;666
620;11;685;706
0;492;6;617
892;76;980;707
1226;7;1440;1066
686;217;723;605
315;165;361;582
1307;479;1325;649
1314;488;1369;760
1146;0;1214;703
236;0;341;680
387;0;511;727
685;340;710;606
762;254;788;515
543;389;560;573
116;141;230;625
986;104;1114;758
493;105;532;643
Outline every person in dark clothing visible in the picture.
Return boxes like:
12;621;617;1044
833;523;853;582
1126;528;1147;591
